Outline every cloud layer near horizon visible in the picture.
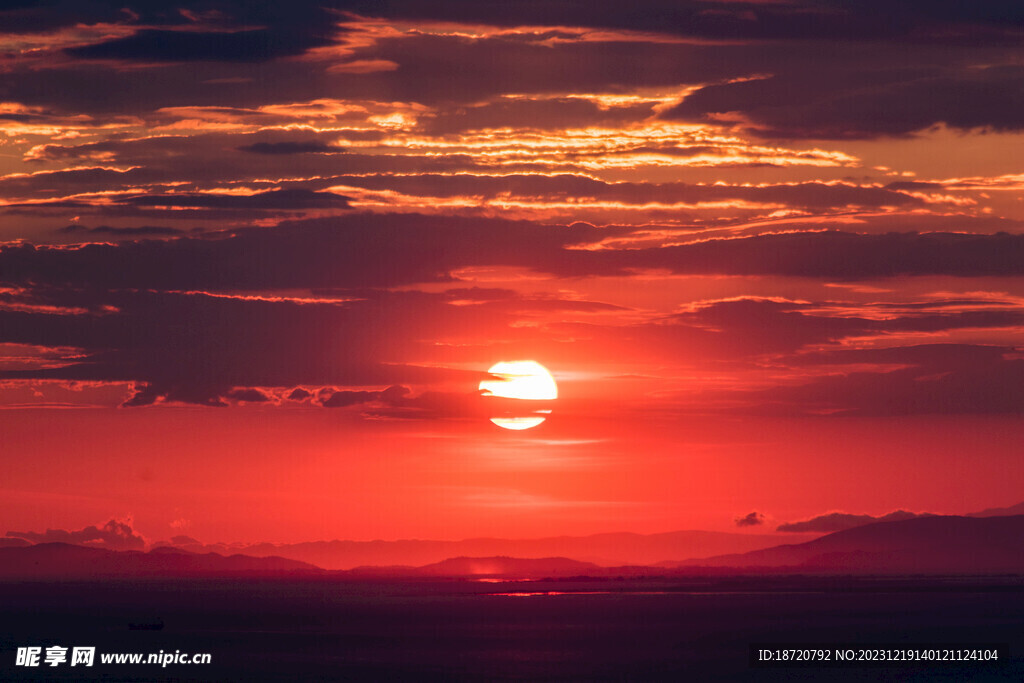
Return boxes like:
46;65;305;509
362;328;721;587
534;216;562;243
6;519;146;551
776;510;934;533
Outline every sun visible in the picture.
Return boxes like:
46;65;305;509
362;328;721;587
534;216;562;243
479;360;557;430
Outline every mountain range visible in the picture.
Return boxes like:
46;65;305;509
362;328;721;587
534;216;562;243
671;515;1024;573
153;529;810;570
4;514;1024;578
0;543;319;579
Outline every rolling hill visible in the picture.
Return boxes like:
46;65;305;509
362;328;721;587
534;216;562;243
672;515;1024;573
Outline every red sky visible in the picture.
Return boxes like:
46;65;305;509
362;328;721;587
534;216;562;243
2;1;1024;546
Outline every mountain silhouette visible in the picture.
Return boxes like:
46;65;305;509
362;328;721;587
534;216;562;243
347;555;603;578
156;530;802;569
968;501;1024;518
674;515;1024;573
0;543;320;578
8;514;1024;578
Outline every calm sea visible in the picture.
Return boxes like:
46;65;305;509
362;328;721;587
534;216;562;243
0;577;1021;681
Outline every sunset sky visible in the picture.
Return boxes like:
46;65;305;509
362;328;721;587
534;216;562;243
2;1;1024;547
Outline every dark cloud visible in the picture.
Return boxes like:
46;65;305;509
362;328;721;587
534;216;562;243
321;388;384;408
304;383;494;420
21;0;1010;49
0;33;718;119
666;298;874;357
735;512;765;527
55;2;340;64
577;232;1024;281
670;342;1024;417
667;65;1024;138
1;23;816;117
321;384;412;408
0;292;1021;415
6;221;1024;410
542;302;1024;368
345;0;1024;43
0;287;500;406
0;2;128;34
332;174;924;209
322;31;749;106
316;383;547;421
124;189;352;210
792;344;1013;370
225;387;272;403
0;167;166;197
422;97;651;135
0;1;1021;430
8;220;1024;296
1;1;1018;129
361;387;529;421
777;510;932;533
238;141;342;155
67;28;334;63
8;137;494;207
756;355;1024;416
59;224;186;237
0;0;1022;419
30;134;274;164
0;214;610;291
6;519;146;551
123;381;229;408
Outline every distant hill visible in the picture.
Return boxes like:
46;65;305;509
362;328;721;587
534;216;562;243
672;515;1024;573
156;530;805;569
968;501;1024;518
0;543;321;579
0;545;648;581
6;516;1024;578
348;556;603;579
772;501;1024;534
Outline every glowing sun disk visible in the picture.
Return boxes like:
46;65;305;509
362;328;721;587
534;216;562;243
479;360;557;430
